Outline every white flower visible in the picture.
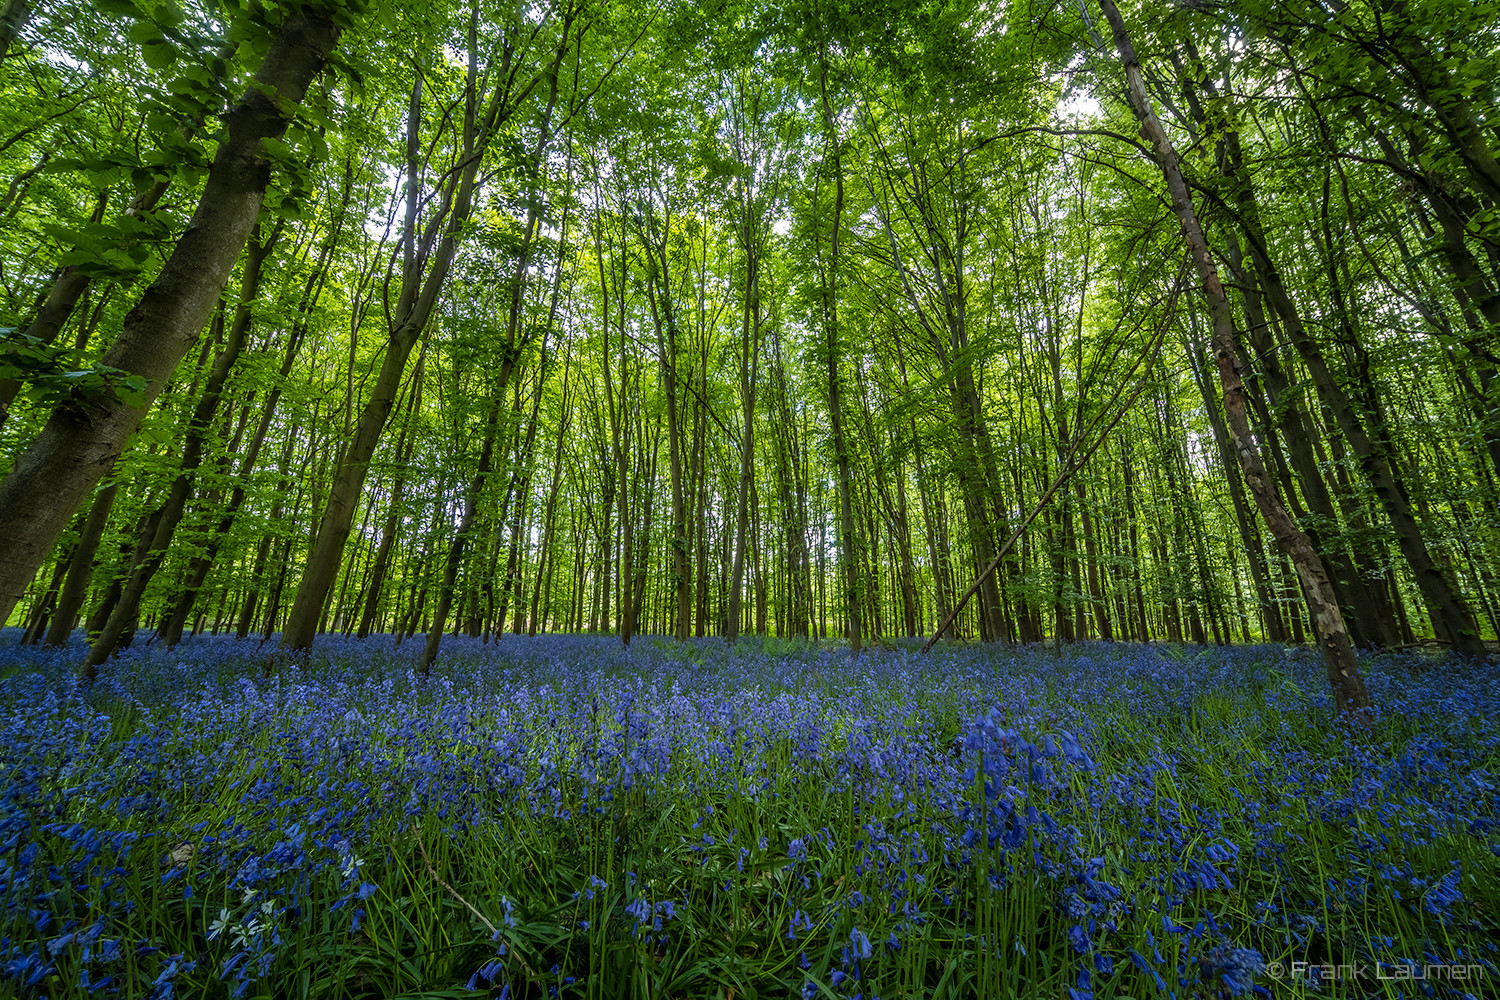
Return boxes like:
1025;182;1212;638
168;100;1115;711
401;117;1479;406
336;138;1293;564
207;908;233;940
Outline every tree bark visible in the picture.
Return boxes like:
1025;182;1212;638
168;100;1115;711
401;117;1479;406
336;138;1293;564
0;0;28;58
725;232;760;642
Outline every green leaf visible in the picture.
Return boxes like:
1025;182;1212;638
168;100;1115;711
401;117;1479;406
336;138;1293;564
128;20;163;44
114;375;150;409
142;39;178;70
259;136;296;162
154;2;184;28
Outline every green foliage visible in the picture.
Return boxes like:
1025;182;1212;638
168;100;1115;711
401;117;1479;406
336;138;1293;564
0;328;148;409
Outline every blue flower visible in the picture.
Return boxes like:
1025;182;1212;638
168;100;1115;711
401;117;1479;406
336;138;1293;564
1200;945;1265;997
850;927;872;960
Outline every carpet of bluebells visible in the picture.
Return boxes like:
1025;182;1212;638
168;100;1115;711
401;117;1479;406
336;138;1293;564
0;632;1497;1000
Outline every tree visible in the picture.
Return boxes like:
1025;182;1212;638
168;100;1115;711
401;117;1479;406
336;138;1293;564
0;1;343;648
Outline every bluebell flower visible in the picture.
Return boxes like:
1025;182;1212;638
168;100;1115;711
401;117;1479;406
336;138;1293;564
1200;945;1265;997
850;927;872;960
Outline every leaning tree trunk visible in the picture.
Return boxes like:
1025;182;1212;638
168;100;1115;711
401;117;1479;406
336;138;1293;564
82;227;278;673
0;7;340;638
1096;0;1370;716
42;479;117;646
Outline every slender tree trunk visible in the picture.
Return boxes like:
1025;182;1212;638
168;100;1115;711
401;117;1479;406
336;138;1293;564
529;376;570;635
82;226;279;673
642;204;693;642
21;540;73;645
1188;337;1284;641
42;479;117;646
357;397;418;638
817;52;861;653
1097;0;1370;714
1076;477;1111;641
725;252;759;641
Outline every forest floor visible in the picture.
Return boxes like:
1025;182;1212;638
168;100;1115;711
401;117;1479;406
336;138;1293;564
0;633;1496;999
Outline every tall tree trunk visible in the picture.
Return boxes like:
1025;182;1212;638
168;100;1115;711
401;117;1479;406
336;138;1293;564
21;539;73;645
725;245;760;641
82;225;280;674
1096;0;1370;714
642;202;693;642
42;479;117;646
1187;336;1285;641
0;7;339;634
357;384;419;639
817;51;861;653
529;362;572;635
1122;433;1150;641
1076;476;1111;641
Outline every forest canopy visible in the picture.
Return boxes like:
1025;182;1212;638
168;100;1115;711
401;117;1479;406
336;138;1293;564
1;0;1499;703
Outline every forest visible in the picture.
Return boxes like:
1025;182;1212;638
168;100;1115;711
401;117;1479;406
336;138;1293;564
0;0;1496;687
1;0;1499;997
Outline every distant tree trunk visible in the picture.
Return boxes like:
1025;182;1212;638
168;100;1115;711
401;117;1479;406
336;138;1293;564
642;202;693;642
1120;433;1150;641
752;481;767;634
43;479;116;646
529;365;571;635
1097;0;1370;715
495;391;546;635
357;387;419;639
1076;477;1111;641
82;224;280;673
1187;336;1284;642
21;539;73;644
0;7;339;639
725;239;760;642
817;51;861;654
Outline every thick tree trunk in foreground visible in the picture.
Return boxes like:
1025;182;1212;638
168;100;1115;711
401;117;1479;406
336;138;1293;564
1097;0;1370;716
0;7;340;636
0;0;28;58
